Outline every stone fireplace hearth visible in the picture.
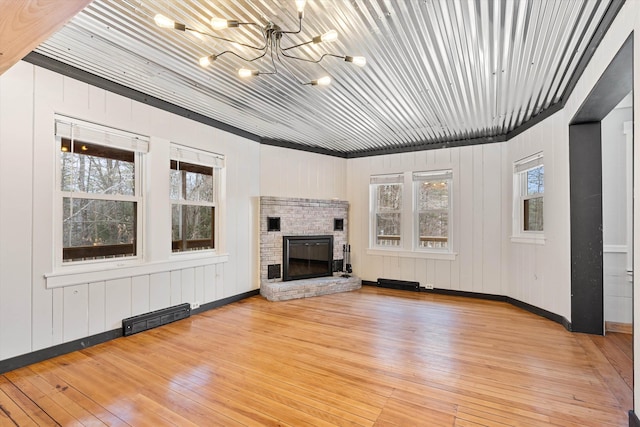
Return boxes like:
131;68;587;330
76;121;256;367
259;196;361;301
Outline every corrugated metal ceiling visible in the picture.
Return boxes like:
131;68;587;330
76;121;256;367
33;0;615;155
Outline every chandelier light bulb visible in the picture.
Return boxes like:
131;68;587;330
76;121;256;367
296;0;307;13
154;14;175;29
199;55;217;67
238;68;259;78
211;18;228;30
211;18;239;30
321;30;338;43
311;76;331;86
345;56;367;67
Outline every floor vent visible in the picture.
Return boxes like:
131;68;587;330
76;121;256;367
377;278;420;291
122;303;191;336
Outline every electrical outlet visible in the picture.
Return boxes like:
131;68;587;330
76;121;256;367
191;301;200;310
425;284;434;290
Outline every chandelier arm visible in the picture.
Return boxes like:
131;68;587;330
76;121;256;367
280;39;313;51
278;50;344;64
186;27;267;51
274;49;309;85
279;17;303;35
216;49;269;62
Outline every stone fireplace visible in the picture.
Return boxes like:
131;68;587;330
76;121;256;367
259;196;361;301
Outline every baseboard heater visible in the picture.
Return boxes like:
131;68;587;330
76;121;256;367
377;278;420;291
122;303;191;336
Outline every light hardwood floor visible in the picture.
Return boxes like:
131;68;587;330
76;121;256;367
0;286;632;426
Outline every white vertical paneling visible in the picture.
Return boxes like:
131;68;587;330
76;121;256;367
435;260;451;289
62;75;89;112
450;148;461;290
414;258;427;287
52;288;64;344
500;145;511;296
181;268;195;304
104;91;133;127
194;267;204;305
0;61;33;359
426;259;436;287
481;144;502;294
131;275;150;316
88;281;106;335
31;66;61;351
105;278;131;330
145;137;171;263
471;146;484;292
149;272;171;311
88;86;106;116
63;285;89;342
170;270;182;305
458;148;474;291
215;263;225;301
204;264;216;302
398;258;415;282
383;256;402;280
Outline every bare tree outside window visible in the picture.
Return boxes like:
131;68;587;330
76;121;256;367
60;139;138;261
171;159;215;252
416;180;449;249
523;166;544;231
374;183;402;246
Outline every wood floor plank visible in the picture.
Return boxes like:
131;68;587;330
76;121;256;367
0;287;631;426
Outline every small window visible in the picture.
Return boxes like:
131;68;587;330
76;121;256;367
370;174;403;247
55;117;148;264
514;153;544;237
170;145;222;252
413;170;452;250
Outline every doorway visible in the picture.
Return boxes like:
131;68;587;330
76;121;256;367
569;35;633;335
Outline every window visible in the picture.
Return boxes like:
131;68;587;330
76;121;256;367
55;117;148;264
413;170;452;250
170;145;223;252
370;174;403;247
513;153;544;237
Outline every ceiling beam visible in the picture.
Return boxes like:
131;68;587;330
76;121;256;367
0;0;92;75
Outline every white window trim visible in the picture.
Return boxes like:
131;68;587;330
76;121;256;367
412;169;453;253
369;173;404;249
368;170;457;260
53;115;148;270
511;152;545;245
170;143;223;255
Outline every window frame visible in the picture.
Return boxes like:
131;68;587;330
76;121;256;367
54;116;148;267
170;144;223;254
512;152;545;244
369;173;404;249
413;169;453;252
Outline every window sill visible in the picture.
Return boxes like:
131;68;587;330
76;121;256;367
366;248;457;260
45;253;229;289
510;235;546;245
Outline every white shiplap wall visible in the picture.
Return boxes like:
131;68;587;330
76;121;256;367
0;61;260;360
345;115;570;319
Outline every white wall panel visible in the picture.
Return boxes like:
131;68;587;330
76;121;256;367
259;144;347;200
482;144;502;295
88;281;106;336
131;276;150;317
180;268;195;305
149;272;171;311
471;145;485;293
0;61;33;359
63;285;89;342
170;270;182;306
31;67;62;352
105;278;132;330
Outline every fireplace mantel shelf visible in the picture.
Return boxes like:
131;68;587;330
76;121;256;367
261;275;361;302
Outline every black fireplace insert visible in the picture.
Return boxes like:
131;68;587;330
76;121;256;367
282;235;333;281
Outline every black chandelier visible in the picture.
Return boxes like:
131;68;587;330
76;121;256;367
154;0;366;86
